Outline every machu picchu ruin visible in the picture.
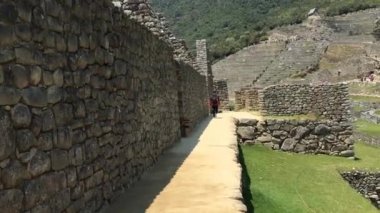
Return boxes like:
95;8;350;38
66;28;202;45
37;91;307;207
0;0;380;212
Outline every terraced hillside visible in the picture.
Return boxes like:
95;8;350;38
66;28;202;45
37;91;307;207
212;8;380;98
212;42;286;99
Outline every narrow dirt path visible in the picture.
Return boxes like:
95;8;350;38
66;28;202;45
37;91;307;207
104;112;256;213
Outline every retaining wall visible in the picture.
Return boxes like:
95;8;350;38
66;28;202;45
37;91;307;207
213;79;229;110
0;0;208;212
235;84;351;121
236;119;354;157
341;171;380;209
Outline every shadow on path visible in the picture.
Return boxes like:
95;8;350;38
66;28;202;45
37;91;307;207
104;116;213;213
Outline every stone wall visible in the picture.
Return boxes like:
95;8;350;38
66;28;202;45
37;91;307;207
213;79;229;110
196;39;213;97
361;110;380;124
238;84;351;121
177;61;208;135
235;91;244;111
234;87;251;111
341;171;380;209
112;0;198;67
0;0;208;212
236;119;354;157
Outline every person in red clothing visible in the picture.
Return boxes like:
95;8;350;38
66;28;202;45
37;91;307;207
209;92;220;117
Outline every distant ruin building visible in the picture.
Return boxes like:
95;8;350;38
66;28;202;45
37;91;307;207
196;39;214;96
213;79;229;110
374;18;380;40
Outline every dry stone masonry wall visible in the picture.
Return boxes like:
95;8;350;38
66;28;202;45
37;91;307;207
236;84;351;121
196;39;214;96
234;86;261;111
213;79;229;110
341;171;380;209
259;84;351;121
236;119;355;157
0;0;209;212
177;61;208;135
112;0;199;67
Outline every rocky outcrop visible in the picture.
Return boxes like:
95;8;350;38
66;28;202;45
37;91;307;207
236;119;354;157
341;171;380;209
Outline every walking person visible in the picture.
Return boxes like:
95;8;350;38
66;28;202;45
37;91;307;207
209;92;220;117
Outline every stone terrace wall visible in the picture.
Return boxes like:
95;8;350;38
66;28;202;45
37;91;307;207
177;61;208;135
213;79;229;110
0;0;208;212
234;86;261;111
259;84;351;121
236;119;354;157
235;91;244;110
341;171;380;209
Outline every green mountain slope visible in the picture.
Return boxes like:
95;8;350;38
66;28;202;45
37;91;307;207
151;0;379;62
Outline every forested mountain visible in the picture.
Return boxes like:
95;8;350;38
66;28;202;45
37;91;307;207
151;0;379;62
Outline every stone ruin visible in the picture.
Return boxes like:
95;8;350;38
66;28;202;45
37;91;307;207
213;79;229;111
234;83;354;157
0;0;214;212
236;119;354;157
235;83;351;122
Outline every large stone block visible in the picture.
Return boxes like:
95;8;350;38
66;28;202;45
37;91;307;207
15;47;42;65
0;86;21;105
2;160;29;188
53;103;73;126
236;126;257;140
15;23;32;41
69;145;84;166
0;3;18;24
0;189;24;212
41;109;55;132
47;86;62;104
55;127;72;149
22;87;48;107
51;149;69;171
30;66;42;85
24;171;67;209
0;49;15;63
281;138;297;151
0;110;15;161
53;69;64;87
16;129;37;152
28;151;51;177
37;132;54;151
11;103;32;128
0;25;16;46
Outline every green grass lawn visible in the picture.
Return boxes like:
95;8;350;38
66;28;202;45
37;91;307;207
350;95;380;103
241;142;380;213
355;119;380;137
349;83;380;96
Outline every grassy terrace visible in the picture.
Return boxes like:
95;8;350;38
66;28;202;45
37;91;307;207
241;142;380;213
355;119;380;137
350;95;380;103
